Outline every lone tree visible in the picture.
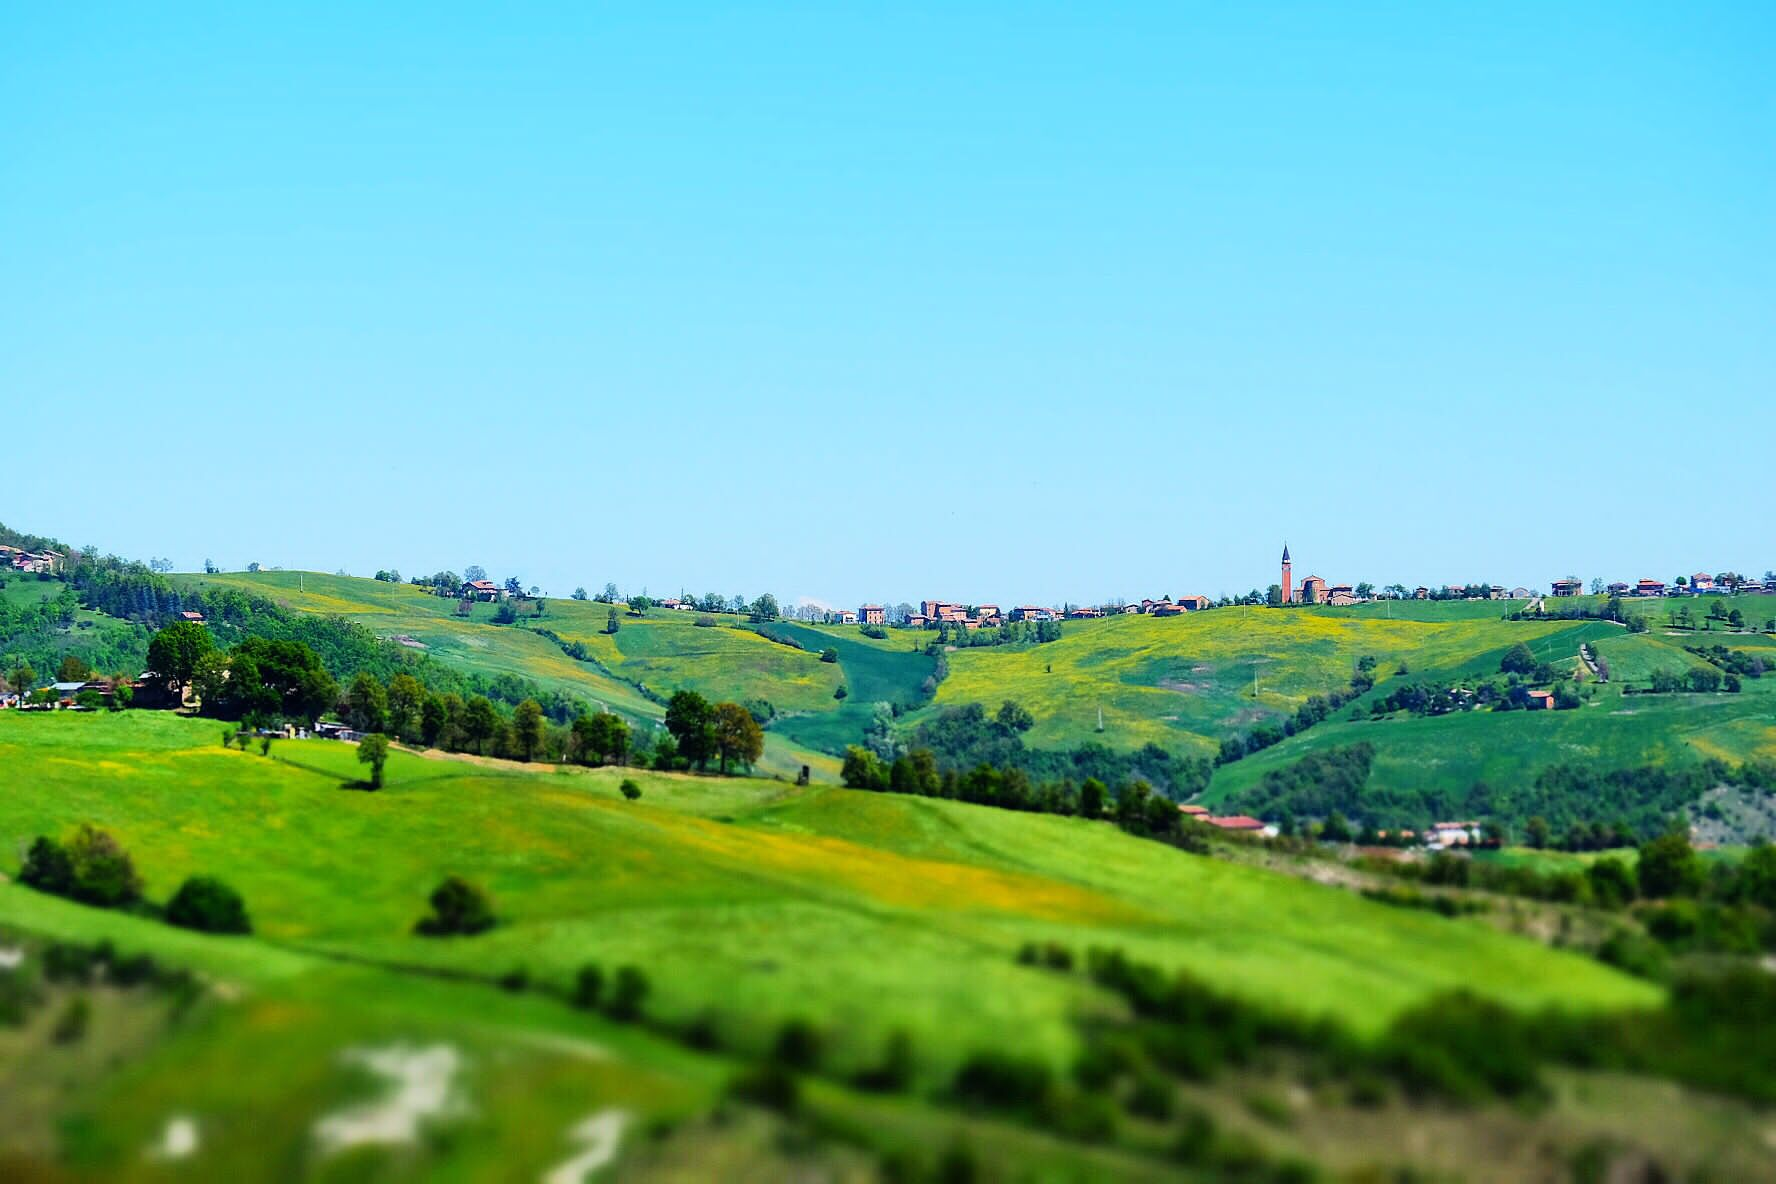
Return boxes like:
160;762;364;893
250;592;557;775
166;875;252;934
1500;643;1537;676
713;701;764;774
620;779;642;801
415;875;495;936
357;733;391;788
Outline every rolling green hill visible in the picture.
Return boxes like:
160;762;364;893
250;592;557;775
0;711;1685;1177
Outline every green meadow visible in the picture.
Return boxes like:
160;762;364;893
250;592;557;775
11;695;1776;1180
0;712;1654;1056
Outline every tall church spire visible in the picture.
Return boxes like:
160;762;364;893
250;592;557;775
1281;542;1291;563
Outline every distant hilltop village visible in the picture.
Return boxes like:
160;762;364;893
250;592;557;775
797;545;1773;629
358;549;1770;630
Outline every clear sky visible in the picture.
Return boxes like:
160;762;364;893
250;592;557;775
4;4;1771;606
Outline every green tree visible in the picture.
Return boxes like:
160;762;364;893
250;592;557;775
420;694;448;747
1524;816;1551;849
664;690;717;769
65;823;143;907
713;701;764;774
357;733;391;788
995;700;1034;733
620;778;642;800
573;711;629;766
345;672;388;733
145;620;213;689
820;647;838;663
386;673;425;741
415;875;495;936
606;965;649;1020
511;699;545;762
1078;778;1107;819
841;745;887;790
604;607;620;635
8;663;37;698
1500;643;1537;675
463;696;500;755
165;875;252;934
56;654;92;683
18;835;75;896
1638;829;1703;899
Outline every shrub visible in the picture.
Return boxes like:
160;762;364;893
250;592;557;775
606;965;648;1020
414;876;495;936
572;964;604;1010
18;836;75;897
953;1050;1052;1110
727;1061;799;1113
165;876;252;934
620;779;642;801
854;1029;915;1092
65;824;143;908
771;1017;823;1071
819;648;838;663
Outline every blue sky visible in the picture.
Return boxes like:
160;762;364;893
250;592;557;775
3;4;1770;605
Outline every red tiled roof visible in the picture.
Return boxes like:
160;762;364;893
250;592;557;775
1206;815;1265;830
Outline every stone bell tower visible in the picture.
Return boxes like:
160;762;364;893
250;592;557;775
1281;543;1293;605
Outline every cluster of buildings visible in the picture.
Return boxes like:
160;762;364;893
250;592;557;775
0;545;64;575
1551;572;1770;598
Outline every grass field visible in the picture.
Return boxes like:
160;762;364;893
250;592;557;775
14;710;1776;1181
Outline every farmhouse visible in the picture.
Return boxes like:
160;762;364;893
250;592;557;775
1011;606;1057;623
1525;690;1554;710
860;605;886;625
837;609;858;625
180;610;206;623
462;579;502;602
1550;578;1582;597
1509;587;1532;600
1634;578;1667;598
1067;606;1104;619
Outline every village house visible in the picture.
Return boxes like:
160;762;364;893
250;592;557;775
180;610;206;624
1011;606;1056;623
1204;814;1279;837
462;579;502;602
1525;689;1554;710
837;609;858;625
1509;587;1532;600
1689;573;1715;593
860;605;886;626
905;614;929;628
1550;577;1582;597
1634;578;1667;598
1067;606;1104;619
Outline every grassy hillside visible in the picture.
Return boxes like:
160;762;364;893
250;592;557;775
176;572;847;778
1207;661;1776;809
13;711;1776;1181
916;605;1600;755
0;713;1654;1052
